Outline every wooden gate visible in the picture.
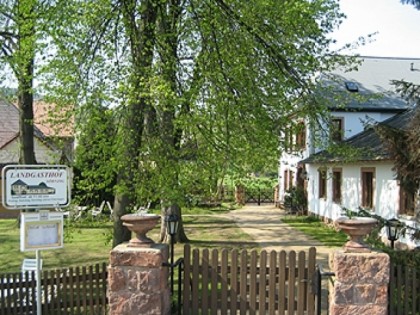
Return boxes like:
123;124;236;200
182;245;317;314
245;187;274;204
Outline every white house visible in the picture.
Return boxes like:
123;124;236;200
278;56;420;246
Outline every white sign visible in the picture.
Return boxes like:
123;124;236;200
20;211;64;251
1;165;70;209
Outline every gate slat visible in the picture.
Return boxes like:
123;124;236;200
202;249;209;315
220;249;228;314
192;249;200;313
404;265;409;314
91;265;96;314
288;251;296;314
94;264;100;314
230;250;238;314
101;263;107;314
413;268;417;315
62;268;68;315
278;251;286;314
307;247;316;315
43;270;49;315
183;245;191;315
69;267;75;315
210;249;218;315
57;269;62;313
75;267;81;313
249;251;257;315
297;251;306;315
17;272;23;315
259;251;267;314
268;251;276;315
240;250;247;314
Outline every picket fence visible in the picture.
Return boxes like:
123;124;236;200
0;262;107;315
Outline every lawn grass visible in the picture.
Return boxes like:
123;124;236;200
0;218;114;273
281;215;348;247
0;205;254;273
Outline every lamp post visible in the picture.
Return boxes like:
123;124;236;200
165;214;179;294
386;218;401;249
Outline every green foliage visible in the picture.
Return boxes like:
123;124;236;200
72;103;117;206
5;0;350;243
284;186;307;213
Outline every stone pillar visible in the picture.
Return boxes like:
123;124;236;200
329;250;390;315
108;243;170;315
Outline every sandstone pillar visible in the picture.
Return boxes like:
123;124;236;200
108;244;170;315
329;250;390;315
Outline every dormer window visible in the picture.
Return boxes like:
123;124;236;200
345;81;359;92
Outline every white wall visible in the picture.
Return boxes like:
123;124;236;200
330;111;396;139
278;111;398;203
307;162;399;220
0;138;60;164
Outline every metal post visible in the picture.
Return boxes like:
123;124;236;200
258;188;261;205
36;250;42;315
316;267;321;315
170;234;175;295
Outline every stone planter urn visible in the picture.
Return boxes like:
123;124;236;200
336;217;378;253
121;213;160;247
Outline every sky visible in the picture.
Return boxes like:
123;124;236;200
330;0;420;58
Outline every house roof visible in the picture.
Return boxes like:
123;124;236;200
33;101;74;138
0;98;47;150
302;108;415;164
318;56;420;112
0;97;74;148
0;99;19;149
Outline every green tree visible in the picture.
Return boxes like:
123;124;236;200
42;0;345;246
0;0;43;164
72;99;117;207
376;81;420;217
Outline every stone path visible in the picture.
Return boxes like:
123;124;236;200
224;203;339;269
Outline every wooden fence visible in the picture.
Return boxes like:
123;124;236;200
0;262;107;315
389;261;420;315
182;245;317;315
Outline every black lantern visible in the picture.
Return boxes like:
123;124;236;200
165;214;179;294
166;214;179;237
386;218;401;249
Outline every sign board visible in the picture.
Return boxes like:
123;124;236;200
1;165;70;209
20;211;64;252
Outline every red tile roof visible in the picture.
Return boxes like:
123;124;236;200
0;99;74;150
33;101;74;138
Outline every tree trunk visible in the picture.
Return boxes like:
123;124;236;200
112;192;132;247
160;203;189;243
18;84;37;164
112;0;157;246
17;0;37;165
156;1;189;243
